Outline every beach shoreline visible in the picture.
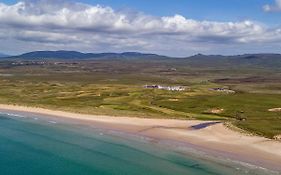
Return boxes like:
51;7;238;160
0;104;281;172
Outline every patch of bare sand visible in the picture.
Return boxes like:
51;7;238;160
268;108;281;112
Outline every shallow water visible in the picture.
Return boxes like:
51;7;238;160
0;113;279;175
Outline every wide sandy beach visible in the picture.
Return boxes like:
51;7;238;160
0;104;281;172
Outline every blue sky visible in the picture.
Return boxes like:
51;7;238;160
2;0;279;25
0;0;281;56
87;0;279;26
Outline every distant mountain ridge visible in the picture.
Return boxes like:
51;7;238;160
2;51;281;69
182;53;281;69
8;50;166;60
5;50;281;60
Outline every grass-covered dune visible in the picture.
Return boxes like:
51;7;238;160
0;56;280;138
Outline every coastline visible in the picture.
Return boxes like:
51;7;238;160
0;104;281;172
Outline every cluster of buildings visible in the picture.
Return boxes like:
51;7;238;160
10;61;80;66
144;85;185;91
10;61;49;66
210;87;235;93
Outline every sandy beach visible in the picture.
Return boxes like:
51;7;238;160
0;104;281;172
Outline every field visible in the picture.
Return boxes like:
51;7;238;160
0;58;280;138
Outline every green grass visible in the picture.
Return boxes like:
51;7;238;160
153;93;281;137
0;79;280;137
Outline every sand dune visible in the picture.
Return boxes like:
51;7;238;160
0;104;281;171
269;108;281;112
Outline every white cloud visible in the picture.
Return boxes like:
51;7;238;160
263;0;281;12
0;0;280;56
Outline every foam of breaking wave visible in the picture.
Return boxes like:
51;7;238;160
0;112;26;118
87;127;280;175
48;120;57;124
157;139;280;175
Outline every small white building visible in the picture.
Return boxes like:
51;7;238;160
144;85;185;91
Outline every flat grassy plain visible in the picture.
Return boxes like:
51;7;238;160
0;59;280;138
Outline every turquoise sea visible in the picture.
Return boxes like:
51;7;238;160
0;112;279;175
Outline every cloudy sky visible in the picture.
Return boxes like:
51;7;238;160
0;0;281;56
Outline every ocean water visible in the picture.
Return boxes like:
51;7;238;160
0;112;279;175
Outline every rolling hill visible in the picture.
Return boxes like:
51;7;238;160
9;50;166;60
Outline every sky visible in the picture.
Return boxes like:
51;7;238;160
0;0;281;56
